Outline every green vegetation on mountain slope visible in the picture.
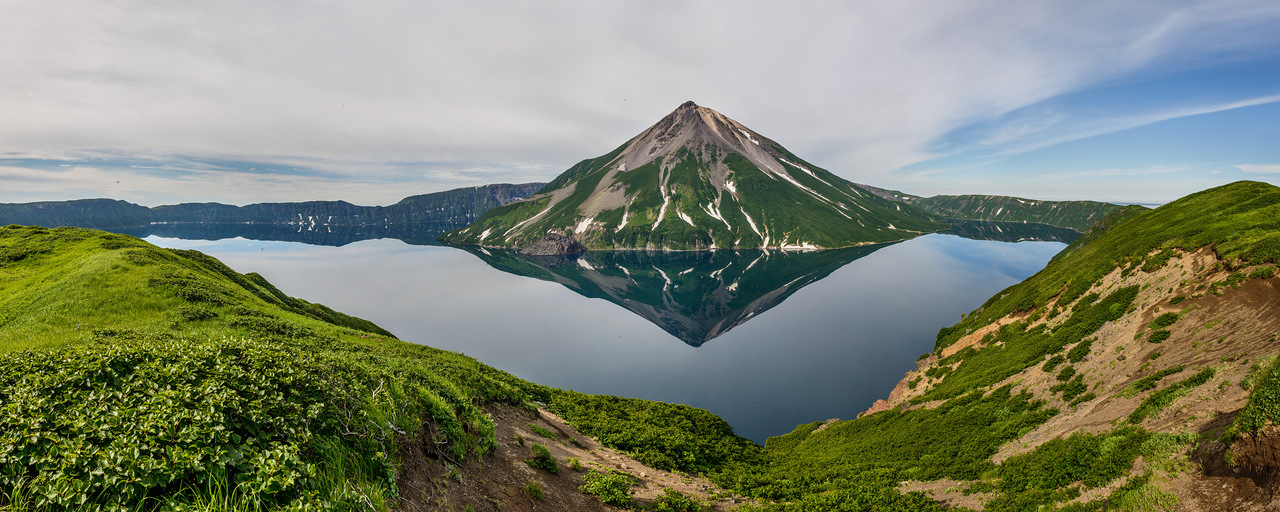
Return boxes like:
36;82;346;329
702;180;1280;511
5;180;1279;511
442;102;946;250
0;225;758;510
853;183;1123;232
0;199;153;230
0;183;544;230
0;225;530;509
907;195;1122;232
937;181;1280;352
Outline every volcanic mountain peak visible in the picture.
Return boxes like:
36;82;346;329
441;102;946;251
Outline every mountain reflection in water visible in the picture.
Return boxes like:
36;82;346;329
456;245;888;346
109;220;1079;346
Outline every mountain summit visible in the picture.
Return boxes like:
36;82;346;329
441;102;944;250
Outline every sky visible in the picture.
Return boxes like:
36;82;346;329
2;0;1279;206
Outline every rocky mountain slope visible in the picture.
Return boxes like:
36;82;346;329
442;102;945;250
856;183;1122;232
827;180;1280;510
0;182;544;230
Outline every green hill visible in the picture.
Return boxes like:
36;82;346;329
0;225;757;510
731;180;1280;510
442;102;945;250
6;180;1280;511
855;183;1123;232
0;183;544;232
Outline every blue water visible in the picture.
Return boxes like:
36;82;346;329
145;233;1063;443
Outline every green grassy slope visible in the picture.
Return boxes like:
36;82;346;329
853;183;1123;232
0;225;758;510
0;225;533;509
936;180;1280;353
907;195;1121;232
704;181;1280;511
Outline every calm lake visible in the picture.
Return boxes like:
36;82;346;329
141;227;1066;443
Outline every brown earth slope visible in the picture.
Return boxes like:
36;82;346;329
876;248;1280;510
394;404;748;511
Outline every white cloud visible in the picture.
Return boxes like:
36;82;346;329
0;0;1278;202
1237;163;1280;174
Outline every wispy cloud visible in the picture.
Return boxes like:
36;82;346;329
1037;165;1191;181
0;0;1278;203
1237;163;1280;174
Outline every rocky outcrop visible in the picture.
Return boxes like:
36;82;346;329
519;233;586;256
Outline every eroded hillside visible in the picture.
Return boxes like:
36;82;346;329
875;246;1280;510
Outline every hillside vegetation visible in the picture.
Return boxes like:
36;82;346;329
780;180;1280;510
443;102;945;250
5;180;1280;511
854;184;1122;232
0;225;757;511
0;183;544;231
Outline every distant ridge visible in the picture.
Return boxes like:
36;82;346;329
0;182;545;231
855;183;1121;232
443;102;946;250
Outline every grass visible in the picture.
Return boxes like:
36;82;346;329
1129;368;1217;424
529;423;557;439
524;481;545;501
526;444;559;473
0;226;535;509
936;181;1280;353
579;470;638;508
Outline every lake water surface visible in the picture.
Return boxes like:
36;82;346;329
143;232;1064;442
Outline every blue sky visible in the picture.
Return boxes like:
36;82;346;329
2;0;1279;206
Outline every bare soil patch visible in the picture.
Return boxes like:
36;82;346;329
394;403;744;511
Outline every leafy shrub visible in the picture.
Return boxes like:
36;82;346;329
149;273;235;305
1141;249;1178;272
1224;271;1248;288
650;488;710;512
547;391;761;475
1129;368;1216;423
1233;358;1280;436
994;426;1150;510
1051;376;1088;401
0;337;402;508
580;470;637;508
1148;330;1171;343
1069;392;1096;406
1121;365;1184;397
176;305;219;322
527;444;559;473
524;481;545;501
1150;312;1179;330
228;315;316;339
529;423;557;439
1066;338;1094;363
1250;266;1277;280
